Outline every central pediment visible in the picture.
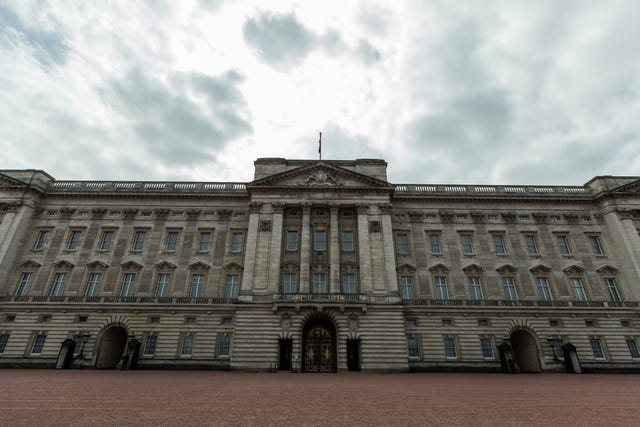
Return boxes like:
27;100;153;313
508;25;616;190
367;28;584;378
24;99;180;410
247;161;392;190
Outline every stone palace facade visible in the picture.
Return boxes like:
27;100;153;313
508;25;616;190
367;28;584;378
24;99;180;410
1;158;639;372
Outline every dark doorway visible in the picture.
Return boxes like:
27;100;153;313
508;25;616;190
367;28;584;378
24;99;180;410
510;329;541;373
96;325;128;369
279;339;292;371
346;339;360;371
302;318;336;372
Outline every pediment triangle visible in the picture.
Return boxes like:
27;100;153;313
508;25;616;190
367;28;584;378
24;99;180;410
612;178;640;193
248;162;391;189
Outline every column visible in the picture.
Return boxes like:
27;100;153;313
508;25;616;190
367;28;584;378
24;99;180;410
356;204;372;293
380;204;399;293
329;204;340;293
0;202;35;294
299;204;311;293
239;202;261;298
267;203;284;292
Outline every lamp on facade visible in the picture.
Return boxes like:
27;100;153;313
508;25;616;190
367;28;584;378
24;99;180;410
78;331;91;358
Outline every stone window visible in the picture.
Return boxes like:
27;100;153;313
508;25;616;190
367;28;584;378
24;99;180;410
407;336;421;359
557;235;572;256
493;234;507;255
444;336;458;359
143;334;158;356
98;230;115;251
524;234;539;255
198;231;212;252
435;276;449;299
154;273;170;297
468;276;483;300
480;337;494;359
313;273;327;294
428;233;442;255
230;232;244;253
65;230;82;250
33;230;49;250
49;272;67;296
185;316;197;325
342;274;356;294
30;333;47;355
460;234;474;255
589;235;605;256
165;231;179;252
400;276;414;300
502;277;518;300
217;334;231;358
626;338;640;359
0;333;9;353
589;337;606;360
225;274;240;298
570;278;587;301
76;315;88;323
442;318;454;326
120;273;136;297
604;278;621;301
314;230;326;251
148;316;161;324
478;319;490;327
283;273;297;294
85;273;101;297
536;277;553;301
180;334;194;357
286;231;298;251
38;314;52;323
341;231;354;252
132;230;146;252
190;274;204;298
15;272;33;296
395;233;409;254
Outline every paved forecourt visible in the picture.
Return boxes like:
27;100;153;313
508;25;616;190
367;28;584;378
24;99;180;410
1;370;639;426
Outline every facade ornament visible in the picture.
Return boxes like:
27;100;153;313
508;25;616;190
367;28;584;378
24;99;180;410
501;212;517;223
439;211;455;223
369;220;381;232
408;211;424;223
155;209;170;219
91;208;107;218
299;170;341;186
348;313;359;335
532;213;548;223
470;212;485;223
379;204;392;214
123;209;139;219
272;203;285;213
563;213;579;223
281;313;291;334
462;264;483;275
496;264;518;274
260;220;272;232
529;264;552;275
249;202;263;213
59;208;76;217
356;204;369;215
217;209;232;220
186;209;201;219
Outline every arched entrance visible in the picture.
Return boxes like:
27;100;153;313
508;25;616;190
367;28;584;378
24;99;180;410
96;325;128;369
510;329;541;373
302;317;336;372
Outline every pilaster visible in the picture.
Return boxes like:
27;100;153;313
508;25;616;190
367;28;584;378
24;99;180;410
329;204;340;293
267;203;284;292
239;202;261;298
300;204;311;293
380;204;399;293
357;204;372;293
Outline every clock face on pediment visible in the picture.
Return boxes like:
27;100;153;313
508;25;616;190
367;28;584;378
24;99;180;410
248;162;392;190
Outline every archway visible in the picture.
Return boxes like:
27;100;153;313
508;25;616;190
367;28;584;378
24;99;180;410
302;317;336;372
96;325;128;369
510;329;541;373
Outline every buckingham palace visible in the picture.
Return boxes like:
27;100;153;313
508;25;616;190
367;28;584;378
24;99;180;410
1;158;639;372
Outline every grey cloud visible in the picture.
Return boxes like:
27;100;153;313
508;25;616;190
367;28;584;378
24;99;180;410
0;4;68;67
242;12;315;68
243;11;381;68
356;3;393;35
105;68;251;166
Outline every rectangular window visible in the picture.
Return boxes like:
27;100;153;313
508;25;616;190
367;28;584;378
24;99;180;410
503;277;518;300
525;235;539;255
85;273;101;297
469;277;483;300
396;233;409;254
286;231;298;251
155;273;170;297
120;273;135;297
571;278;587;301
132;231;146;251
190;274;204;297
39;314;52;323
230;232;244;253
444;337;458;358
435;276;449;299
550;338;564;360
536;277;553;301
428;234;442;254
313;273;327;293
460;234;474;255
283;273;297;294
33;230;49;250
16;272;32;296
341;231;354;252
225;274;239;298
180;335;194;357
165;231;179;252
480;338;494;359
343;274;356;294
31;334;47;355
589;236;604;256
589;338;605;359
66;230;82;250
50;273;66;296
314;230;326;251
98;230;114;251
493;235;507;255
143;335;157;356
218;335;231;357
0;333;9;353
407;337;420;359
604;278;621;301
400;276;414;300
627;339;640;359
198;232;211;252
185;316;196;325
557;236;571;256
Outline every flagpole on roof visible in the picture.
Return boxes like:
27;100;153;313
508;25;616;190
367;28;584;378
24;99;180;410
318;132;322;160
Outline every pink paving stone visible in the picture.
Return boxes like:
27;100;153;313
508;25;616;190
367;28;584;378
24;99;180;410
0;370;639;426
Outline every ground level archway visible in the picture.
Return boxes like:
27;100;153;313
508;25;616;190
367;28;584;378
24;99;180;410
510;329;541;373
302;317;336;372
95;325;128;369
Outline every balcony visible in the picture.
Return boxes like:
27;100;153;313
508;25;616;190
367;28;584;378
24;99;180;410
0;295;238;305
401;298;638;308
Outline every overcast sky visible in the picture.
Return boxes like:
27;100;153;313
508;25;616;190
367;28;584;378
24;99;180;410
1;1;639;185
